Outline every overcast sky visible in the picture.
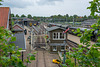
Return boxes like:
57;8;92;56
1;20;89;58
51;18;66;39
1;0;92;17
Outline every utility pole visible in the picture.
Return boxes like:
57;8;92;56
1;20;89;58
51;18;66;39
63;39;66;63
73;16;75;26
66;16;67;25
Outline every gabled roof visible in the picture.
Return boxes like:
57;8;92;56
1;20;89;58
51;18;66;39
13;23;24;30
46;26;65;32
0;7;10;29
11;33;26;50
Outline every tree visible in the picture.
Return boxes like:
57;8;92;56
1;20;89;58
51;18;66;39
21;14;26;17
27;14;32;19
16;14;19;17
83;15;87;20
62;0;100;67
11;14;14;17
0;0;3;5
88;15;93;19
66;14;69;18
0;27;35;67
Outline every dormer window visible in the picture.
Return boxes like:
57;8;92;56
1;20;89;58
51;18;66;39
53;32;66;40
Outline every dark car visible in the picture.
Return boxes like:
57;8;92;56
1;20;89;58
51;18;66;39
27;36;31;41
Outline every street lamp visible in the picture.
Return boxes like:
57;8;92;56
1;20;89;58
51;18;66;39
63;34;67;64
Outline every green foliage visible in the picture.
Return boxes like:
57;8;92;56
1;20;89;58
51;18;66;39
61;64;67;67
0;27;36;67
11;14;14;17
21;14;26;18
62;0;100;67
16;14;19;17
0;0;2;5
27;14;32;19
11;20;14;26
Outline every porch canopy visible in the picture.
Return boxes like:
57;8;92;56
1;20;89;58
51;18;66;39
49;43;67;46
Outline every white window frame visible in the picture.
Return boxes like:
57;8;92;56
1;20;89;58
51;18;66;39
52;46;57;51
53;32;66;40
61;46;65;51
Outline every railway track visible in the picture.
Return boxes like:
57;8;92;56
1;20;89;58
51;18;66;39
67;39;89;54
36;48;46;67
67;39;78;48
43;50;46;67
36;50;38;67
35;34;46;67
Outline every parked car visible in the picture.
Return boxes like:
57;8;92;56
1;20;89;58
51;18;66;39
52;59;61;64
27;36;31;41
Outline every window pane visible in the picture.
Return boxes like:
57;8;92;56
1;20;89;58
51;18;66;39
54;33;56;38
57;33;58;38
60;33;64;39
53;32;58;39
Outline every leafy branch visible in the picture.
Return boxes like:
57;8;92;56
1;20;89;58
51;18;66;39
0;27;36;67
61;0;100;67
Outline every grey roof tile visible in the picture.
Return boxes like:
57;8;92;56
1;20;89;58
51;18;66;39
46;26;65;32
11;33;26;50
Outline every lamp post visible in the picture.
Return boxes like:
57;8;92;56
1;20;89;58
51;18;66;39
63;33;67;64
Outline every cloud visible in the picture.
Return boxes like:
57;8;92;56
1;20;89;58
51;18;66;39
1;0;64;8
2;0;34;8
36;0;63;5
1;0;92;16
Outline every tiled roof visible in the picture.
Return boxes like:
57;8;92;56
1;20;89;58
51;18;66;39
13;23;24;30
0;7;10;28
11;33;26;50
46;26;65;32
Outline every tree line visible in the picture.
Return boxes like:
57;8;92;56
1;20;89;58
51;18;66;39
11;14;99;22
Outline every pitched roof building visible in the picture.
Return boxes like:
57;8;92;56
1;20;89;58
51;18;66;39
0;7;12;30
12;24;24;33
45;26;68;53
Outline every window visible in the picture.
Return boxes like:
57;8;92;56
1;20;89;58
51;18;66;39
53;32;58;39
53;32;66;40
52;46;57;51
60;33;64;39
61;46;65;51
